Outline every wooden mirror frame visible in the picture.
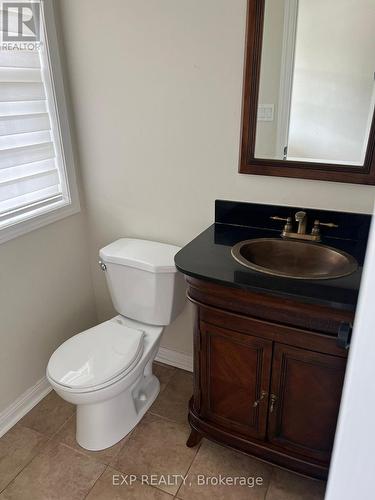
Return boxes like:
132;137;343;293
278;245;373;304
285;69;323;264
239;0;375;185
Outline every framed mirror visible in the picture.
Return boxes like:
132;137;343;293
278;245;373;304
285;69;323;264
240;0;375;184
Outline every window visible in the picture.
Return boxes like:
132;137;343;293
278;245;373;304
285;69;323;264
0;0;79;243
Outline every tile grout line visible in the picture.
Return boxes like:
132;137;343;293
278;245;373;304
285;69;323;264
1;378;193;498
264;466;276;500
17;407;76;439
147;409;190;426
105;427;138;465
55;427;135;466
155;366;178;396
49;408;191;477
137;480;176;499
173;438;203;499
2;416;108;499
103;467;177;498
104;426;201;498
82;465;109;500
102;466;176;499
148;369;196;498
0;414;75;495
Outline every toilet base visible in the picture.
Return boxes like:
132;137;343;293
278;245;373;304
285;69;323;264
76;372;160;451
47;316;166;451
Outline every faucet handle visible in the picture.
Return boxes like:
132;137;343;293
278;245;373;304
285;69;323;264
313;219;339;229
270;216;289;222
271;216;293;235
311;219;339;241
319;221;339;228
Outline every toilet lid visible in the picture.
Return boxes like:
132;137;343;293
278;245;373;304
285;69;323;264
47;320;145;390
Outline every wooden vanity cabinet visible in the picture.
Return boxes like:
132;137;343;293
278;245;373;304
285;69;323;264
186;277;351;479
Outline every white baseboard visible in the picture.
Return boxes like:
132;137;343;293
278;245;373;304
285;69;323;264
0;377;52;438
155;347;193;372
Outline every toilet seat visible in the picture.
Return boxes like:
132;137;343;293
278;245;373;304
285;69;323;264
47;320;145;392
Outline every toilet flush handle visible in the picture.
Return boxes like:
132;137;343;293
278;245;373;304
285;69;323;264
99;260;107;272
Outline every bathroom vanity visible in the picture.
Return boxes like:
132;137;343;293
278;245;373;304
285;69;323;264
175;201;371;479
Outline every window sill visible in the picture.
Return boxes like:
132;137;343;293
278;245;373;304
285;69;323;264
0;198;81;245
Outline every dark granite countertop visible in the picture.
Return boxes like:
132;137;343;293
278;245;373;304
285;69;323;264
175;201;372;312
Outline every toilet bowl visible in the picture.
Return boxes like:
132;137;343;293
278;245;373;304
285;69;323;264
47;239;185;451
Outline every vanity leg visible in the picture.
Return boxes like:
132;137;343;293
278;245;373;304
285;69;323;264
186;428;202;448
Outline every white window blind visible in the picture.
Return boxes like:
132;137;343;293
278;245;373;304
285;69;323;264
0;0;75;235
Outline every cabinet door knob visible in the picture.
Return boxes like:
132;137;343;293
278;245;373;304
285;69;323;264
253;390;267;408
269;394;278;413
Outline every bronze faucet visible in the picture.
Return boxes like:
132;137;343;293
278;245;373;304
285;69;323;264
270;211;338;242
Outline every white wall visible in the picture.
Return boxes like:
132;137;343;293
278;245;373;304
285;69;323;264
326;203;375;500
0;213;97;413
57;0;375;356
288;0;375;163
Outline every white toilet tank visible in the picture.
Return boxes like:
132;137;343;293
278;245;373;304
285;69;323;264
99;239;186;326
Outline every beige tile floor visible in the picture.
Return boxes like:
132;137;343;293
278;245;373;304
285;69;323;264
0;363;326;500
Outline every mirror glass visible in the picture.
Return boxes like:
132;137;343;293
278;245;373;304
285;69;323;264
254;0;375;166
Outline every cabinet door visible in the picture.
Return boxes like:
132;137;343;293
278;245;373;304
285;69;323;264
268;343;346;463
200;321;272;440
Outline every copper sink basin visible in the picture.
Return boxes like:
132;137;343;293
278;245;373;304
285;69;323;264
231;238;358;280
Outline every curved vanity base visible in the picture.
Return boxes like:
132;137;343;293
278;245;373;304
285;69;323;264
182;276;352;481
186;427;203;448
188;402;328;480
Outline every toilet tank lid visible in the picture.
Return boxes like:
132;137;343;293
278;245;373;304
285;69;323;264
99;238;181;273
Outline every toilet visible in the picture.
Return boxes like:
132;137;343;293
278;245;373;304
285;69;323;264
46;238;185;451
